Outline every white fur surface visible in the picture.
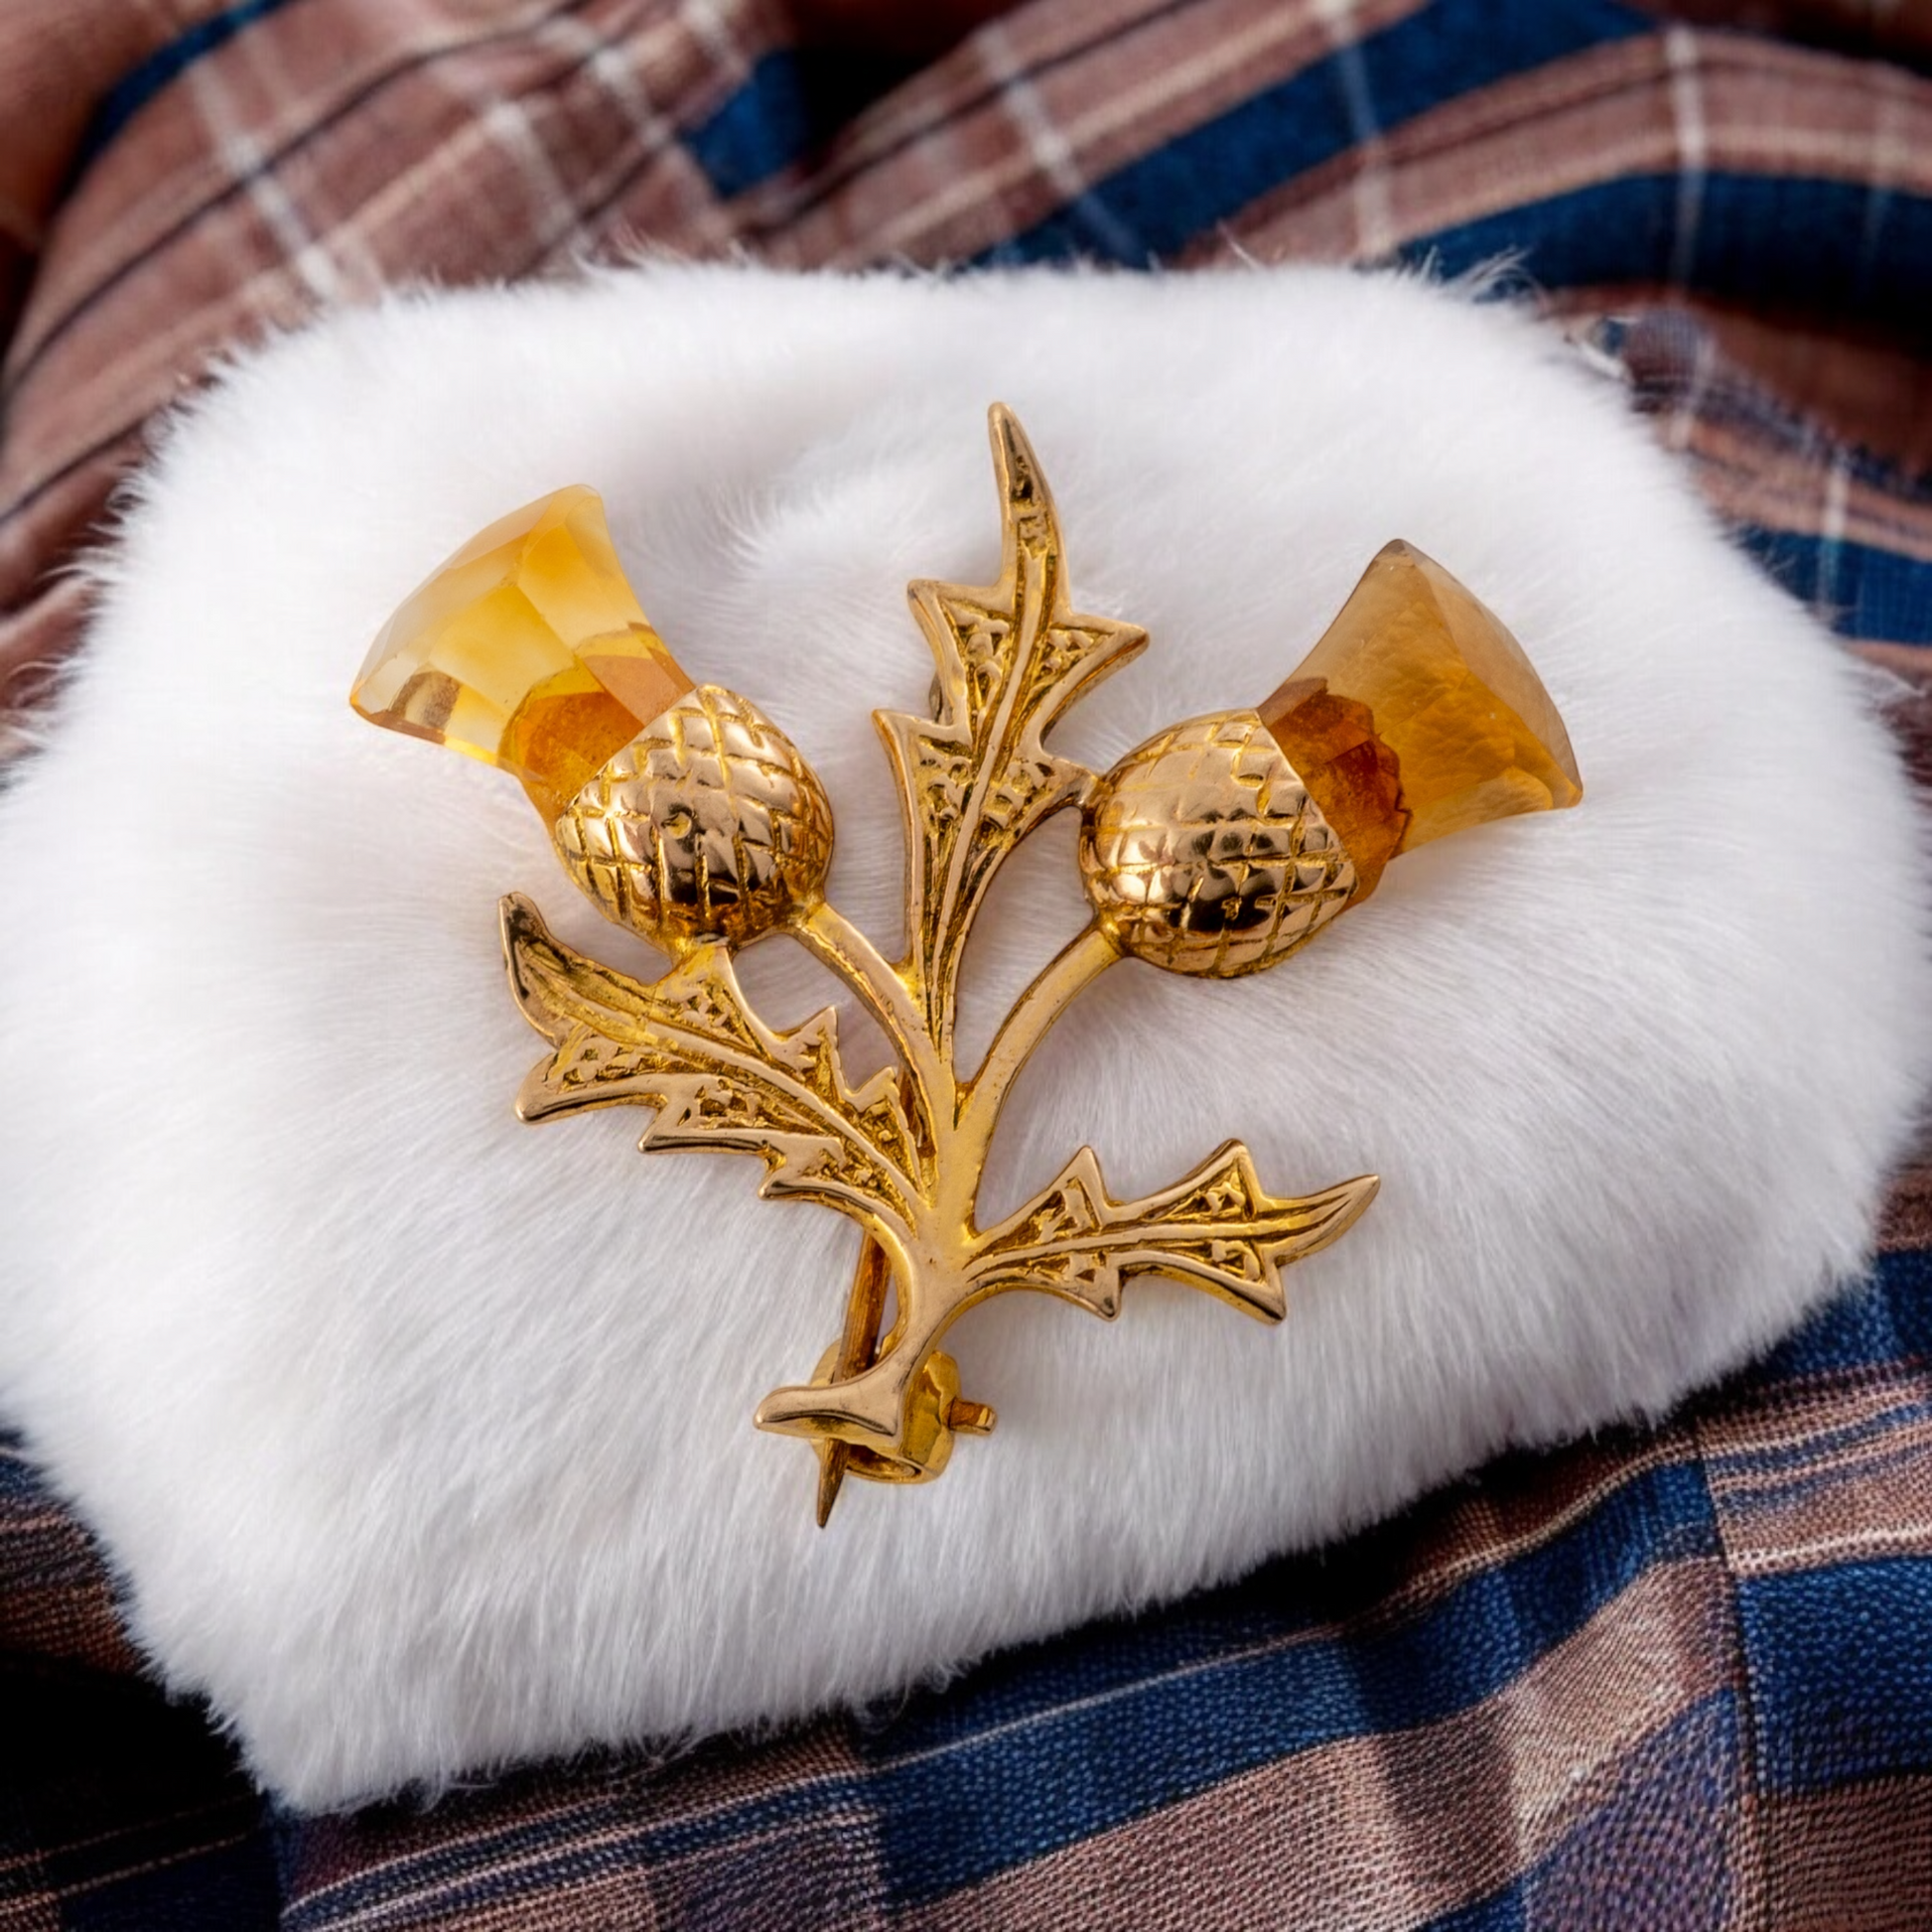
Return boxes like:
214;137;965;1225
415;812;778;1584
1;264;1926;1811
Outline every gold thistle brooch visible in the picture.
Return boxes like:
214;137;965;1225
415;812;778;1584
351;407;1581;1523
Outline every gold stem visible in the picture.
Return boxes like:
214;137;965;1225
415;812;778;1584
954;921;1121;1182
793;898;951;1122
792;899;949;1522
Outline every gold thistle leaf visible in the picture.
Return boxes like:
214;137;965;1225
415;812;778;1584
878;406;1147;1046
501;895;921;1234
968;1144;1378;1320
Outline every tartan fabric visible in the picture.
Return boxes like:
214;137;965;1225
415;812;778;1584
3;0;1931;1925
9;1255;1932;1930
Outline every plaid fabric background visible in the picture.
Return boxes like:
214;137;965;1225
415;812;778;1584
3;0;1930;1925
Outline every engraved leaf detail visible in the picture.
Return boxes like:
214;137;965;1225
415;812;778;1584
502;895;920;1234
969;1144;1378;1321
879;408;1147;1038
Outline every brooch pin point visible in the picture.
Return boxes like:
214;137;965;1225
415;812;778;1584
351;406;1580;1524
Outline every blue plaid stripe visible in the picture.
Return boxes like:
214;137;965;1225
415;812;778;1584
266;1254;1932;1924
1405;175;1932;346
1742;1559;1932;1791
981;0;1656;265
1740;533;1932;644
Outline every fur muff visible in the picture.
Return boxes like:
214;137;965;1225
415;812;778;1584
1;263;1926;1808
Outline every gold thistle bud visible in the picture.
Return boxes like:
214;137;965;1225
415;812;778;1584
1081;539;1582;973
349;485;831;952
553;685;832;953
1079;711;1357;977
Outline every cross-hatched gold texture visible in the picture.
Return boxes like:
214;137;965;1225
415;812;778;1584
1080;710;1357;976
554;684;833;953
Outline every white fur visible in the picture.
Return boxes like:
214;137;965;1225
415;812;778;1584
0;264;1925;1810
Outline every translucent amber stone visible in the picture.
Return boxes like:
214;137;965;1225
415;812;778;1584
1251;681;1406;899
1258;541;1582;898
350;486;692;823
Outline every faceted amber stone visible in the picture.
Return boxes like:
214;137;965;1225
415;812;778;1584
1258;540;1582;898
1252;680;1406;899
350;486;692;823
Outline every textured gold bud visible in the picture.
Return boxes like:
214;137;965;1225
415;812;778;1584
554;685;833;952
1079;711;1356;976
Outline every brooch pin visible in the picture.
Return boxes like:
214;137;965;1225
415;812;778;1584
351;407;1581;1523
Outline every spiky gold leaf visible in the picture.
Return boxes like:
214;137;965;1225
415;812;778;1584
878;406;1146;1048
502;895;921;1236
969;1144;1378;1320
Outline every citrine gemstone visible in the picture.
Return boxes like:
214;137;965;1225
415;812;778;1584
1258;540;1582;897
1252;680;1406;899
350;486;692;823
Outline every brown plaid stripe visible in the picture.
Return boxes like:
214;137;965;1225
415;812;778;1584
1180;27;1932;267
5;0;1932;724
0;1441;138;1675
249;1337;1932;1930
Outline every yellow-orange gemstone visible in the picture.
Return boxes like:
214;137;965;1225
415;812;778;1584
1258;540;1582;897
349;486;693;824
